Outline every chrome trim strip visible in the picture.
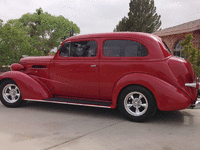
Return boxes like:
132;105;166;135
24;99;111;109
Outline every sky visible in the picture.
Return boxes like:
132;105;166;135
0;0;200;35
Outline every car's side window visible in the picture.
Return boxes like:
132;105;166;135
60;41;97;57
103;40;148;57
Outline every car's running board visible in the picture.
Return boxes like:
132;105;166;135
24;98;112;108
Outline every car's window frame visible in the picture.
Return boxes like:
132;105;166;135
163;41;171;53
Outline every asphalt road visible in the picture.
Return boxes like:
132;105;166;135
0;101;200;150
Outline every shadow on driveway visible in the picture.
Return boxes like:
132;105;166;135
21;101;196;125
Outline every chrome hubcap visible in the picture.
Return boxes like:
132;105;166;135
124;92;148;116
2;84;20;103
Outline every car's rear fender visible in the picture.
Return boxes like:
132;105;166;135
112;73;192;111
0;71;52;100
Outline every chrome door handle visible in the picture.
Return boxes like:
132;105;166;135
90;65;97;67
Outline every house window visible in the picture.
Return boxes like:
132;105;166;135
173;40;184;57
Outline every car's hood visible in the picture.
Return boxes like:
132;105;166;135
20;56;54;63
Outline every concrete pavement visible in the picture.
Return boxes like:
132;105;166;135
0;101;200;150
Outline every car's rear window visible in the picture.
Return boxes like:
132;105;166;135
103;40;148;57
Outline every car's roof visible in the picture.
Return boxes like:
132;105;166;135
64;32;161;42
61;32;170;59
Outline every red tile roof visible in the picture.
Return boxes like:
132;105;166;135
153;19;200;36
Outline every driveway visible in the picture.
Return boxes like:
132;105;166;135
0;101;200;150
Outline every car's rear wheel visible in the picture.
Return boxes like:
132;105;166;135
0;79;23;107
118;85;157;122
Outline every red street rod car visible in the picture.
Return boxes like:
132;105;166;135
0;32;199;122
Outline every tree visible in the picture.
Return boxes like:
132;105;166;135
114;0;161;33
13;8;80;55
0;19;3;28
0;21;43;66
181;34;200;76
0;8;80;66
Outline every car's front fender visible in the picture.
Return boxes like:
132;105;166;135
0;71;52;100
111;73;192;111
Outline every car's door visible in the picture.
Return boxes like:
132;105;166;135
99;38;149;100
50;39;100;99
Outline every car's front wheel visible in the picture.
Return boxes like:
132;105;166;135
118;85;157;122
0;79;23;107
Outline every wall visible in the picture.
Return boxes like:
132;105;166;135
161;30;200;52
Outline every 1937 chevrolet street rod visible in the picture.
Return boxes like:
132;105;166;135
0;32;199;121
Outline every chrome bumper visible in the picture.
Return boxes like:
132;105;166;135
185;82;200;89
185;82;200;108
190;98;200;108
196;98;200;105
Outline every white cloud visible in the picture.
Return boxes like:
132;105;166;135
155;0;200;29
0;0;200;34
42;0;129;34
0;0;37;22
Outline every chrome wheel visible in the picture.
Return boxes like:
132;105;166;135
118;86;156;122
2;84;20;103
124;92;148;116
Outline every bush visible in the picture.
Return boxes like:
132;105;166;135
181;34;200;76
0;66;10;72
